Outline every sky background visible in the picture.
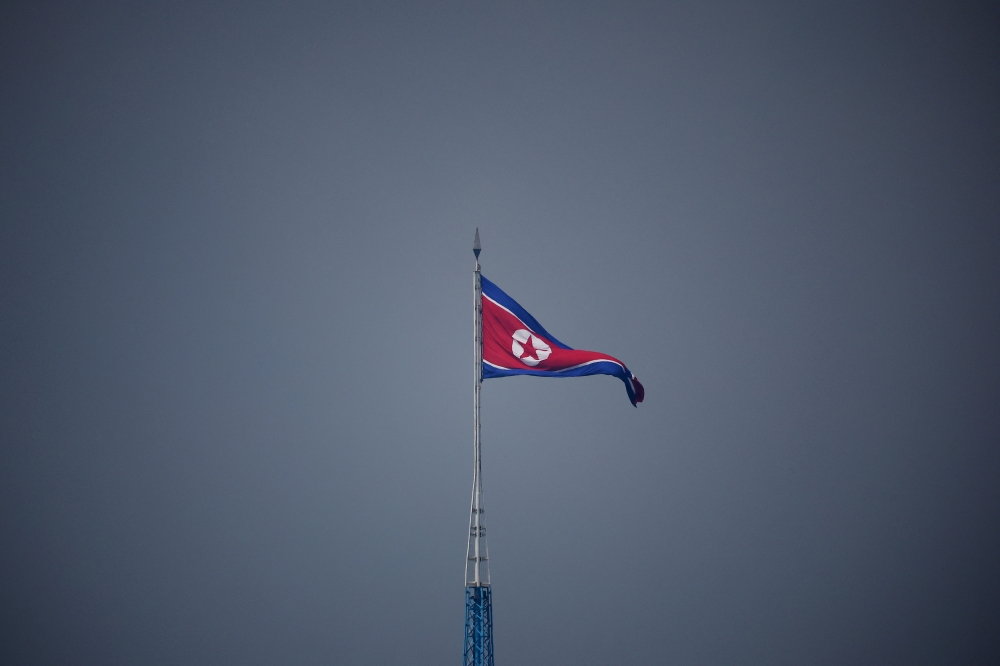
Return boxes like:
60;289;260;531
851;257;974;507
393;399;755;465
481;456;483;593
2;1;999;664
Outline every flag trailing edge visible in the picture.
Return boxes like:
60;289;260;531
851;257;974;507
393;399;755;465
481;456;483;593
480;275;645;406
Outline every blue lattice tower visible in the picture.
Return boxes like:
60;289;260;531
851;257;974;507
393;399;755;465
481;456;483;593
464;229;494;666
464;585;493;666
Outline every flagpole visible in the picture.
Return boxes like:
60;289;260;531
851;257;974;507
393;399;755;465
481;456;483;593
472;229;483;585
464;229;493;666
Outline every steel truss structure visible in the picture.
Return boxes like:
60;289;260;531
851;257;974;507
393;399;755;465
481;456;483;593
464;585;494;666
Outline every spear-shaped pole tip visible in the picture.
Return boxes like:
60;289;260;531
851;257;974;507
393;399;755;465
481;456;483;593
473;228;481;259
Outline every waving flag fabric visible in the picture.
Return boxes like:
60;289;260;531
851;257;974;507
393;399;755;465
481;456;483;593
480;275;645;406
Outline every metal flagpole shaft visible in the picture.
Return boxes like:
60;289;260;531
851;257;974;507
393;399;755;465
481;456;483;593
473;245;482;584
467;227;488;587
464;229;493;666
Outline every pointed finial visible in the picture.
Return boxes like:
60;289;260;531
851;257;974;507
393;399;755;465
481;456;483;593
473;228;481;259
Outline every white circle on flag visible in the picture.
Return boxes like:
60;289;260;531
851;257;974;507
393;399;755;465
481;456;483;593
511;329;551;366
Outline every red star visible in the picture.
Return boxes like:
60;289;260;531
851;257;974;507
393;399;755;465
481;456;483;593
518;335;536;361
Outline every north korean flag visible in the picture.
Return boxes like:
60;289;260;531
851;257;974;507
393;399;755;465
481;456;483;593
481;275;645;406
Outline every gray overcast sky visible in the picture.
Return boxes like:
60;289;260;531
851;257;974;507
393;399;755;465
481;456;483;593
2;1;998;664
